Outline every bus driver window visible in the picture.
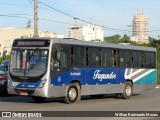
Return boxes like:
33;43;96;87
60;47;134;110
51;48;60;70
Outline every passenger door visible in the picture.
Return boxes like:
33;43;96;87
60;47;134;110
50;44;68;85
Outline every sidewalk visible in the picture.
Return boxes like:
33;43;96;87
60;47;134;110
156;85;160;88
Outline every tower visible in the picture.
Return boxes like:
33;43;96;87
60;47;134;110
132;9;148;43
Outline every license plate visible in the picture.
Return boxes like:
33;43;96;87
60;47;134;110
20;92;28;96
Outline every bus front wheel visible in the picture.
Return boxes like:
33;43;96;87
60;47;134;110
118;81;133;99
32;96;46;103
64;83;81;104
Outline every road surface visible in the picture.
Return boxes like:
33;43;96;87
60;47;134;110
0;87;159;120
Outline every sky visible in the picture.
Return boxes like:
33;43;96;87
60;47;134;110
0;0;159;38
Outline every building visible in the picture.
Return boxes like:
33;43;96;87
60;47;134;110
67;24;104;41
132;9;149;43
0;27;64;57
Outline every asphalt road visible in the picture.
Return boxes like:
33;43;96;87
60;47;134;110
0;87;160;120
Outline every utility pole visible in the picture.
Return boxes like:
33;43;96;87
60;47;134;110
127;25;132;37
74;17;78;39
34;0;38;37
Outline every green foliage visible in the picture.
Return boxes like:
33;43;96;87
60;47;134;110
104;34;133;44
104;34;121;43
0;55;10;64
104;34;160;85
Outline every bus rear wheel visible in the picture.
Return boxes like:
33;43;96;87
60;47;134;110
32;96;46;103
64;83;81;104
118;81;133;99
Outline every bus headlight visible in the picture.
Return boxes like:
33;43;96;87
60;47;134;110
38;80;47;88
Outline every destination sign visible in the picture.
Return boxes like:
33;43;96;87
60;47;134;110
18;41;45;46
13;39;50;47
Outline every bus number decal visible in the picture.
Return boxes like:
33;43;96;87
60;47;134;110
27;85;36;88
71;72;81;76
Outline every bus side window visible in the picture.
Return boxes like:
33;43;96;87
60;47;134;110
117;50;120;67
86;48;89;66
51;56;53;71
112;50;117;67
52;48;60;68
80;47;85;67
95;48;101;67
145;52;156;69
60;51;67;68
126;51;132;68
102;49;112;68
119;50;125;68
151;53;156;68
141;52;144;68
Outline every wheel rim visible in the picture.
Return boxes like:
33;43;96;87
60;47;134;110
68;88;77;100
125;85;131;96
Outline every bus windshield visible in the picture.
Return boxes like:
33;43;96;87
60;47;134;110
10;48;48;77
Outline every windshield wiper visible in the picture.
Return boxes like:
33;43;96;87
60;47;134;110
29;48;39;60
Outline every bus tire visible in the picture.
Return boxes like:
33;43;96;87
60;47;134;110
32;96;46;103
119;81;133;99
64;83;81;104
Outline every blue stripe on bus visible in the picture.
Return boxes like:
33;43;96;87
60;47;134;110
51;68;157;86
14;68;156;88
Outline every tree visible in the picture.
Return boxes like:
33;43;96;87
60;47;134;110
120;34;130;43
104;34;121;43
104;34;132;43
0;55;10;64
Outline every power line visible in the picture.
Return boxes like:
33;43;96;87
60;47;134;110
39;1;75;18
1;1;159;35
28;0;34;5
0;14;32;19
39;1;131;32
0;14;33;16
0;13;159;34
39;18;75;26
0;2;156;34
0;14;75;26
37;2;129;33
0;13;136;33
37;2;132;32
38;0;47;11
0;2;32;7
39;1;160;36
148;30;160;32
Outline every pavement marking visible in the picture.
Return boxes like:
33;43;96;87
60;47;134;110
156;86;159;88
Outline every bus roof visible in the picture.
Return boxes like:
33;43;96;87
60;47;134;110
14;37;156;52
